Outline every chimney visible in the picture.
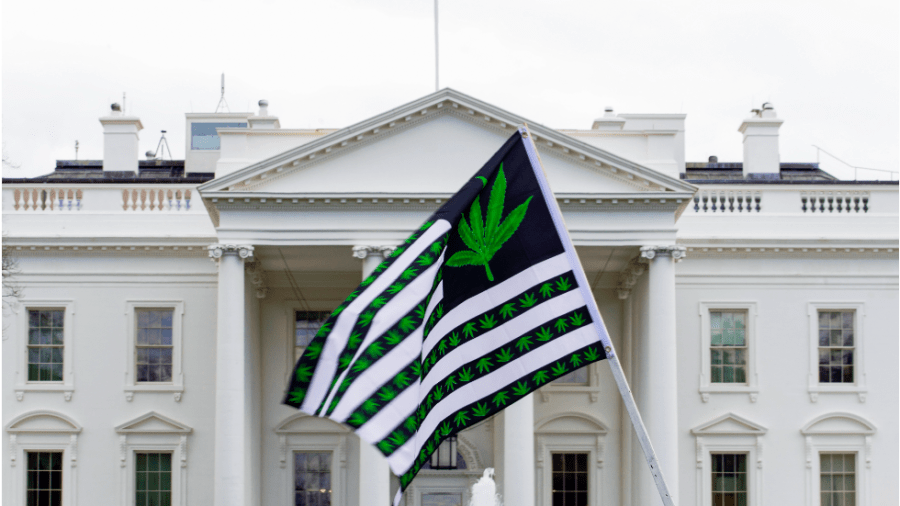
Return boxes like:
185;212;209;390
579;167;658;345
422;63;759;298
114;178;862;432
99;103;143;172
738;102;783;178
591;106;626;130
247;99;280;130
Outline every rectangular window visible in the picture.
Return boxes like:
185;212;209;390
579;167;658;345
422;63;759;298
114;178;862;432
135;452;172;506
552;367;588;385
136;309;174;383
295;311;330;361
551;453;588;506
422;493;463;506
190;122;247;150
26;451;62;506
711;453;747;506
422;436;467;470
821;453;855;506
710;311;747;384
27;310;64;382
294;452;331;506
818;311;855;384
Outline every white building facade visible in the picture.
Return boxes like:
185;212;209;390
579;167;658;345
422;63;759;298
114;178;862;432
3;89;897;506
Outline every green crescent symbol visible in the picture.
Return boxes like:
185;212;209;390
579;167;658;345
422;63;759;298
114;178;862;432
476;176;488;188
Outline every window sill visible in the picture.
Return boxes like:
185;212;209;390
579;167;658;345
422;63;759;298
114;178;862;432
125;384;185;402
698;385;759;403
14;384;75;402
807;385;867;403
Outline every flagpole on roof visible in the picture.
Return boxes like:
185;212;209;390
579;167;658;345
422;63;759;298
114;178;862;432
518;124;677;506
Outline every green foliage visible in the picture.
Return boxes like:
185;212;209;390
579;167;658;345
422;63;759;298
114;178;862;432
374;261;389;273
473;402;490;417
445;374;457;392
304;342;323;359
539;283;555;298
378;440;394;453
405;416;418;432
338;354;353;370
446;166;533;281
462;322;477;339
347;291;360;300
411;361;422;378
492;390;509;407
416;254;434;267
454;410;470;427
499;303;517;319
570;353;583;367
391;246;405;258
533;370;550;385
288;389;306;404
516;335;533;352
440;422;452;436
339;377;353;392
378;386;397;402
512;381;530;396
349;412;367;426
435;304;444;319
295;365;313;383
387;282;405;295
551;361;568;376
401;267;418;280
415;304;427;320
570;311;586;326
359;311;376;327
556;276;573;292
554;318;570;333
351;357;370;373
433;385;444;401
584;347;600;361
519;292;537;308
371;296;388;308
389;431;406;447
479;314;497;329
449;332;461;346
361;274;376;287
536;326;553;341
362;399;380;414
438;340;448;355
367;341;385;358
420;220;434;231
331;305;346;317
476;357;493;374
495;347;514;363
458;367;474;382
430;241;444;256
394;371;411;389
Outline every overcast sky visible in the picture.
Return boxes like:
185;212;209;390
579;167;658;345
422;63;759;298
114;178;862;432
3;0;898;180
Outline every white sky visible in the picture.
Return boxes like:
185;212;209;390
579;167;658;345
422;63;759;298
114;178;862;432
3;0;898;180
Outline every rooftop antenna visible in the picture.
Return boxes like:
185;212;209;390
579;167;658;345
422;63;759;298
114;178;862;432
75;140;79;160
146;130;173;160
215;73;230;113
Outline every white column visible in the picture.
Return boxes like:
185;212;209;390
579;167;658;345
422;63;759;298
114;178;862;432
503;394;535;506
637;245;684;505
352;245;394;506
209;244;254;506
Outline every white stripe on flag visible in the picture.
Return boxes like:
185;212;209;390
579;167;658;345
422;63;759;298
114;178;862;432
319;258;443;415
354;379;420;444
421;252;571;357
301;220;451;413
329;325;423;422
391;324;601;472
419;289;587;394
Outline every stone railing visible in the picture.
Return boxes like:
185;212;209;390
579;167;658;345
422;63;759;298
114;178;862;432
800;191;868;214
6;186;197;213
686;186;891;216
692;189;762;213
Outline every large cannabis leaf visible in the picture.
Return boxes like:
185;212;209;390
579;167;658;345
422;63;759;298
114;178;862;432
446;164;532;281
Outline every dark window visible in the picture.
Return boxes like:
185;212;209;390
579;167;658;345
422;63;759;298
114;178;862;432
136;309;174;383
551;453;588;506
27;310;64;382
712;453;747;506
135;452;172;506
294;452;331;506
821;453;856;506
190;122;247;150
26;451;62;506
422;437;467;470
295;311;331;349
818;311;855;384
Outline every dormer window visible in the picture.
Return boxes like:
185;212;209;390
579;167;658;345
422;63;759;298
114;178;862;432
190;122;247;150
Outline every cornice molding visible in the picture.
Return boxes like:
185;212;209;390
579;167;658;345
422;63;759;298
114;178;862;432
8;244;212;258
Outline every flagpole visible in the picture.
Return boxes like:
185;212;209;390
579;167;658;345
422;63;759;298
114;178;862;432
517;124;677;506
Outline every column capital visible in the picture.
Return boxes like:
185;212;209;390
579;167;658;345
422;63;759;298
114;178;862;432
351;245;395;260
207;244;254;261
639;245;686;262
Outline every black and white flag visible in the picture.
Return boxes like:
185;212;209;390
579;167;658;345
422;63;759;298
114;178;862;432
284;127;615;504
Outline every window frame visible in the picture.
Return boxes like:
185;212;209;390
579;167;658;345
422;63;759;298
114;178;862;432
807;303;866;403
115;412;191;506
14;300;75;401
818;453;857;506
6;411;81;506
133;451;175;506
691;413;766;506
698;302;759;402
801;413;874;506
535;413;608;506
275;413;349;506
124;300;184;402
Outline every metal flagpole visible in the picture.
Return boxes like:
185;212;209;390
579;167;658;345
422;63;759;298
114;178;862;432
518;124;677;506
434;0;439;91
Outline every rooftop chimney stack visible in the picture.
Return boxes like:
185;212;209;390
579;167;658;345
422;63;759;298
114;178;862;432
591;106;626;130
248;99;280;130
100;103;143;172
738;102;783;178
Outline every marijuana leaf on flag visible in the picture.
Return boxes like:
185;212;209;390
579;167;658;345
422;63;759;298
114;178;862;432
283;127;614;506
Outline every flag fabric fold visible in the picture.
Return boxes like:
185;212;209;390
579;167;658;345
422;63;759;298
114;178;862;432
284;127;615;504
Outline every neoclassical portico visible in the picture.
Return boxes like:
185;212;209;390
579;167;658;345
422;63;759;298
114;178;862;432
197;89;696;506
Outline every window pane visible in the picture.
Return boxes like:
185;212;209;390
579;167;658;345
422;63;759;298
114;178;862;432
712;454;747;506
26;452;63;506
295;453;332;504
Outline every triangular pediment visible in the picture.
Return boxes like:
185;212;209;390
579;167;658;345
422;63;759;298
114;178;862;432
115;411;192;434
801;412;875;435
199;89;696;197
691;413;767;435
6;410;82;433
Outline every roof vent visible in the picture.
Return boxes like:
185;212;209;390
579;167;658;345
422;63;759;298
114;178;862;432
591;106;626;130
258;99;269;117
708;155;718;163
111;103;121;112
